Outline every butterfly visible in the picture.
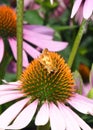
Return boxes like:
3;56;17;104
38;48;57;74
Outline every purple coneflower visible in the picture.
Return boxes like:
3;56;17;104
51;0;70;18
71;0;93;20
0;49;92;130
0;5;68;67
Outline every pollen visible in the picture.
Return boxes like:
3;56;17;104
20;49;75;103
0;5;16;38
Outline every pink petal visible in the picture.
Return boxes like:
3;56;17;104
75;4;83;24
0;98;30;128
0;93;24;105
71;0;82;18
23;29;52;40
68;107;91;130
8;38;17;59
24;35;68;51
83;0;93;19
82;83;91;96
59;104;81;130
24;0;31;8
23;42;40;59
0;84;19;91
68;94;93;114
0;38;4;62
75;94;93;103
49;102;65;130
8;38;29;67
23;25;54;36
90;65;93;87
6;100;38;129
35;102;49;126
22;49;29;67
0;90;21;96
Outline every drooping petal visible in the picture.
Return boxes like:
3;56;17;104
57;102;66;129
6;100;38;130
8;38;17;59
23;25;54;36
68;107;91;130
24;35;68;51
0;98;30;128
59;104;81;130
68;94;93;114
0;38;4;62
8;38;29;67
22;50;29;67
83;0;93;19
23;29;52;40
35;102;49;126
23;41;40;59
0;93;24;105
71;0;82;18
75;4;83;24
49;102;65;130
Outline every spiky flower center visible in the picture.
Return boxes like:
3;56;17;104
20;49;75;103
0;5;16;38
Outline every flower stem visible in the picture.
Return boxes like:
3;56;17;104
16;0;24;79
68;19;86;68
37;122;50;130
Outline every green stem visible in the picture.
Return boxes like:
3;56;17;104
16;0;24;79
37;122;50;130
52;25;78;31
68;19;86;68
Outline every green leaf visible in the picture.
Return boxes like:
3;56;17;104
0;0;9;4
4;73;16;82
24;10;43;25
87;88;93;99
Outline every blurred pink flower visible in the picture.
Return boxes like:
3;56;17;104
24;0;70;20
52;0;70;18
71;0;93;20
0;5;68;67
82;65;93;97
0;50;92;130
74;65;93;97
24;0;40;10
24;0;33;8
